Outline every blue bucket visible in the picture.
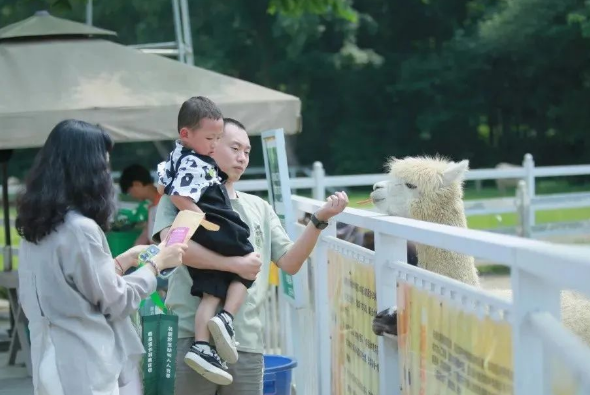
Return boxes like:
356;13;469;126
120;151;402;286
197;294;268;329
263;355;297;395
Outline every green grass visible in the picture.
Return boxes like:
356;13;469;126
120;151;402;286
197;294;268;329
0;207;20;271
477;265;511;275
466;207;590;230
342;184;590;230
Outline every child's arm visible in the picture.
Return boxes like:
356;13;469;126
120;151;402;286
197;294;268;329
170;195;204;214
156;184;165;195
166;154;214;215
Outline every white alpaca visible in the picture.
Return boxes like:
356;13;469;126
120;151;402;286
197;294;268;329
370;156;590;344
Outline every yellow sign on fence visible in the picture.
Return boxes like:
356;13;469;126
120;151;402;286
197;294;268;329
548;349;583;395
397;283;514;395
326;250;582;395
329;250;380;395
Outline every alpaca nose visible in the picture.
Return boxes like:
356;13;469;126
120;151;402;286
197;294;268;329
373;181;386;191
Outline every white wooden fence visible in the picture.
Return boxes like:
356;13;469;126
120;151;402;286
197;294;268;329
271;195;590;395
6;153;590;242
235;153;590;240
234;154;590;197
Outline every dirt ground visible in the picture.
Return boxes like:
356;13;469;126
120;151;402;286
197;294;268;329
477;233;590;291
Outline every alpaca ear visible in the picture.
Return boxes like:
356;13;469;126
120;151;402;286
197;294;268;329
442;160;469;186
385;157;398;172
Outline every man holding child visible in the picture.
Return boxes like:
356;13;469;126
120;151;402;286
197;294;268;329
153;97;348;394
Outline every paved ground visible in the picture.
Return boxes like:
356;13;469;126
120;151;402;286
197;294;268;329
479;274;510;290
0;298;32;395
0;375;32;395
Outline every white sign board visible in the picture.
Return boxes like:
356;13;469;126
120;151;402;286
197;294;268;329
261;129;308;308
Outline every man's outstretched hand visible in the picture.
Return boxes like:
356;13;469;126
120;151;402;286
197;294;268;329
314;191;349;222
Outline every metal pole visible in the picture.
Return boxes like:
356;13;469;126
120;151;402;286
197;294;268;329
153;141;172;160
129;41;178;50
171;0;186;63
134;48;180;57
85;0;93;26
179;0;195;65
2;156;12;272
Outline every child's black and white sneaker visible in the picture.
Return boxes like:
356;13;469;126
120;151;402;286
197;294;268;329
184;341;233;385
208;310;238;364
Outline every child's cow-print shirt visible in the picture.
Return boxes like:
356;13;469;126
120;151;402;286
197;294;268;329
157;140;221;203
156;140;255;299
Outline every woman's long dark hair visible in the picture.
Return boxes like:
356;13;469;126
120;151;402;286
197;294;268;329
16;120;115;243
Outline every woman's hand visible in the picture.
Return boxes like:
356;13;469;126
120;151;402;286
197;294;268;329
125;245;151;266
115;244;151;274
152;243;188;272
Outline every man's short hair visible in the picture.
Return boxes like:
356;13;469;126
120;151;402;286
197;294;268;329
177;96;223;132
223;117;247;132
119;164;153;193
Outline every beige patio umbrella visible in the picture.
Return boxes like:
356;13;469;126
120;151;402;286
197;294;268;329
0;10;302;264
0;11;302;150
0;13;302;374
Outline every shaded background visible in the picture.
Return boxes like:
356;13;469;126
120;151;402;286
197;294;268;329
2;0;590;178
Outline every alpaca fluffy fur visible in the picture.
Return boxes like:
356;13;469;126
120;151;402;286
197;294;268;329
385;156;480;287
371;156;590;344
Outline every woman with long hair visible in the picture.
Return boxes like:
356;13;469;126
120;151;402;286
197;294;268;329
16;120;187;395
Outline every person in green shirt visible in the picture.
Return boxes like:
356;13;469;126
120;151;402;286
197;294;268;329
152;117;348;395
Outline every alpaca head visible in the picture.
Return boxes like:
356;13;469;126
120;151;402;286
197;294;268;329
370;156;469;222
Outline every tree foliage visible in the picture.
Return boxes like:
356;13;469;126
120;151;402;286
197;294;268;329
2;0;590;177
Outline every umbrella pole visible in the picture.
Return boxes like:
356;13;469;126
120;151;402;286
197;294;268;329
1;150;13;272
0;150;14;337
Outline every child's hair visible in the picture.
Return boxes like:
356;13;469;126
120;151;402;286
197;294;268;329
119;164;153;194
177;96;223;133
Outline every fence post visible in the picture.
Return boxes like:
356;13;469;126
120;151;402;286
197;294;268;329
312;161;326;201
289;167;298;196
313;220;336;395
374;232;405;395
522;154;535;229
516;181;531;238
475;179;483;193
511;259;561;395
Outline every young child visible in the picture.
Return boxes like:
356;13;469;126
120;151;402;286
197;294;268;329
157;96;254;385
